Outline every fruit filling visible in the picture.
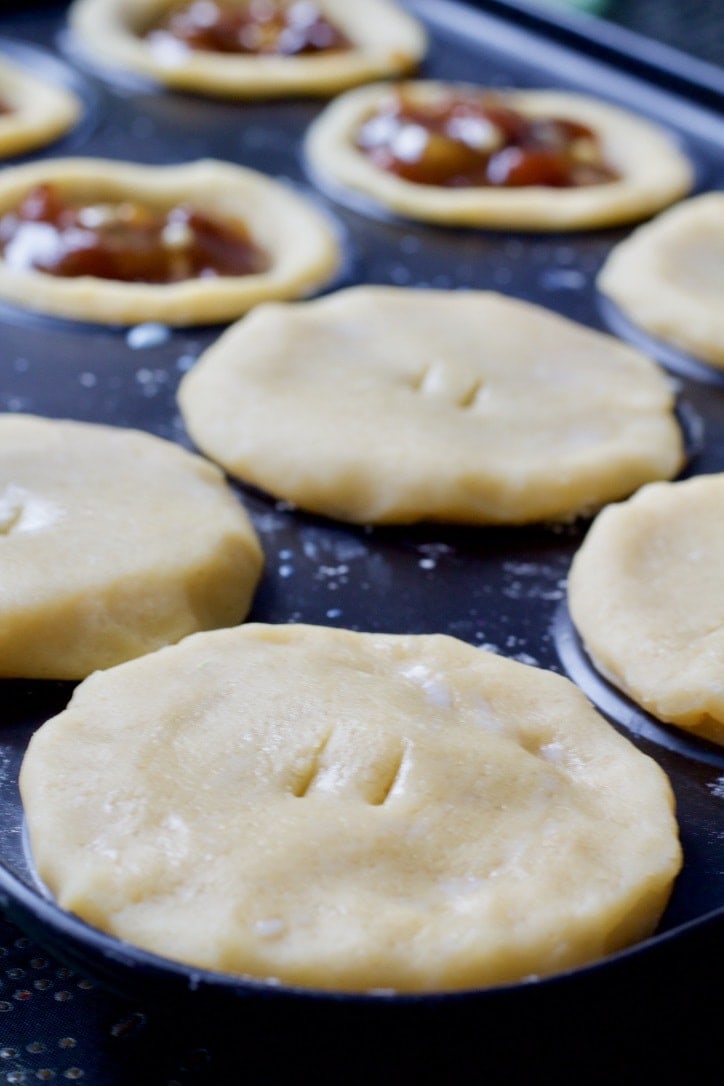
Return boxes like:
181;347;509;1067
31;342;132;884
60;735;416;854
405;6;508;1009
355;90;620;188
0;183;271;282
144;0;351;57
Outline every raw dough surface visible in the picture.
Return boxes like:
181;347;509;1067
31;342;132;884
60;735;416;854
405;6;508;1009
67;0;427;98
177;285;685;526
304;81;694;230
0;414;263;679
567;473;724;746
597;192;724;370
19;622;682;992
0;53;81;158
0;157;341;326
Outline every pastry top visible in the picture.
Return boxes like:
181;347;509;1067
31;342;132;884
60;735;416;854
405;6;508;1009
567;472;724;746
177;285;685;526
0;413;263;679
304;81;694;229
0;53;81;158
597;191;724;370
67;0;428;98
20;622;682;992
0;157;341;326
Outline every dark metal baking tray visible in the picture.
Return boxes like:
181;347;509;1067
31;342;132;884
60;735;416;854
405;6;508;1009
0;0;723;1078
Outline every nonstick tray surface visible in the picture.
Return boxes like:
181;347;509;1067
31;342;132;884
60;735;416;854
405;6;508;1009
0;0;723;1079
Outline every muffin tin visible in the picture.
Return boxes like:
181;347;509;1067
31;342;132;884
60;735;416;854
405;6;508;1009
0;0;722;1076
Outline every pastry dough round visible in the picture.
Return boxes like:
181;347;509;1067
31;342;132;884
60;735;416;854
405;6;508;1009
597;192;724;370
0;157;341;326
0;53;81;158
19;622;682;992
304;81;694;230
177;285;685;526
567;473;724;746
67;0;427;98
0;414;263;679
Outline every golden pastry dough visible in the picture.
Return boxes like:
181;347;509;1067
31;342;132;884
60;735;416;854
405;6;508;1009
0;414;263;679
0;53;81;158
304;81;694;229
0;157;341;326
567;473;724;746
67;0;427;98
20;622;681;992
177;285;685;526
597;192;724;370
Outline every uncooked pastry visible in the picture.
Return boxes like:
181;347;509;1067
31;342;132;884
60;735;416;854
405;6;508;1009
567;473;724;746
0;157;341;326
19;622;682;992
0;53;81;158
67;0;427;98
597;192;724;370
304;81;694;229
177;285;685;526
0;413;263;679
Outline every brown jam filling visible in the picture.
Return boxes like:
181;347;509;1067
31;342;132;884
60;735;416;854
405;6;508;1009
355;91;621;189
0;183;271;283
144;0;352;57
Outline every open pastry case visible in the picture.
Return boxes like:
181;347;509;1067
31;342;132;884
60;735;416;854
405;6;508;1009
0;1;722;1080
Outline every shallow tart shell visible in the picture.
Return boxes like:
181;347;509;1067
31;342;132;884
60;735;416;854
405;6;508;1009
305;81;694;230
67;0;428;98
0;156;341;326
